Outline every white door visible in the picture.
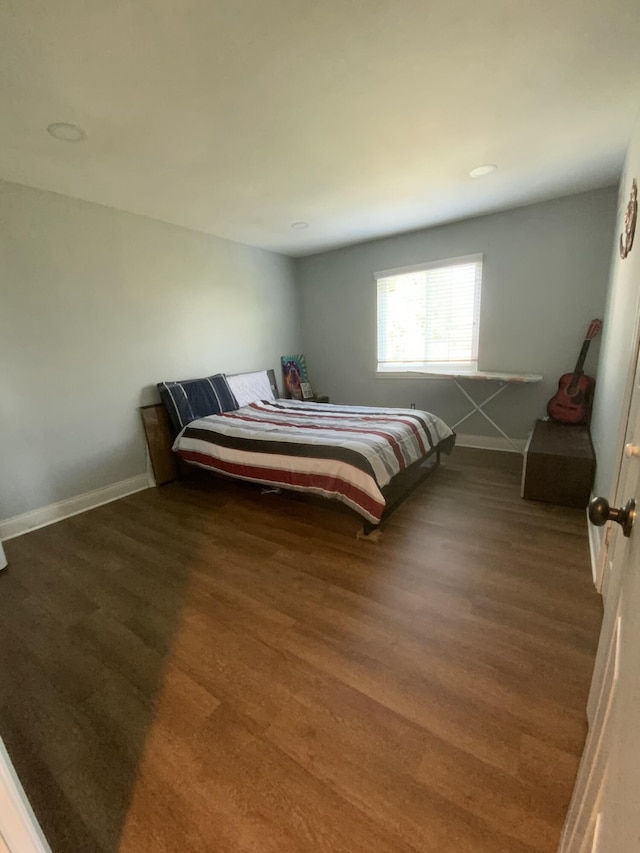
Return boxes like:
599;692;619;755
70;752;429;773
560;330;640;852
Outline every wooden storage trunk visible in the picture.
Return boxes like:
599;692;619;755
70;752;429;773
521;419;595;508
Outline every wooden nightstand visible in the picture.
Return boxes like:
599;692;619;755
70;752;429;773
140;404;178;485
311;394;329;403
521;419;595;508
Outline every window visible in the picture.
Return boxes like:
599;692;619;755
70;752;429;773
375;254;482;375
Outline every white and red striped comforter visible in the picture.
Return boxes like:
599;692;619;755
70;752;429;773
173;400;455;523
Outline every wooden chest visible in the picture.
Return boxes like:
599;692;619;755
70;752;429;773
521;419;595;508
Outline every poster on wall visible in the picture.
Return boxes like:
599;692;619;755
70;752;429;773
281;354;310;400
620;177;637;259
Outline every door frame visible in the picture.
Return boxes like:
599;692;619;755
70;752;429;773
0;739;50;853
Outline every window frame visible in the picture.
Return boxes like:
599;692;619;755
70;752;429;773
375;253;483;377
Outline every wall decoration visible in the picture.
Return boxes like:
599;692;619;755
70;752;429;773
620;178;637;259
300;381;314;400
281;354;309;400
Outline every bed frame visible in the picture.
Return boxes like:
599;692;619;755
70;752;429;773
363;444;451;534
141;368;454;536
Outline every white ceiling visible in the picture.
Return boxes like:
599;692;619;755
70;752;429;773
1;0;640;257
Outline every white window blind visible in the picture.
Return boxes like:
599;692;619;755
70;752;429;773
376;254;482;374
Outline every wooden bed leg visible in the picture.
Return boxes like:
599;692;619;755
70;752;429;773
354;446;449;540
357;522;382;542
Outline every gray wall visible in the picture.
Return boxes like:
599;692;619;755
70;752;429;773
591;114;640;501
0;180;300;520
296;189;617;441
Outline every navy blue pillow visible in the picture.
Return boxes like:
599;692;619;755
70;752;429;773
208;373;238;413
157;373;238;434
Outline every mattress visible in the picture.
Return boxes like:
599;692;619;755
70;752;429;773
173;399;455;524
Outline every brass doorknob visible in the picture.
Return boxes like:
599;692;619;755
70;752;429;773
588;497;636;538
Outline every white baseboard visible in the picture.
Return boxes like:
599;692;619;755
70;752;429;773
0;474;150;542
455;433;527;454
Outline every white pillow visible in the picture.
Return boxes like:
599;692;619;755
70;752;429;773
227;370;276;407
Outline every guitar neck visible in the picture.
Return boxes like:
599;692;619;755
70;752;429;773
570;339;592;385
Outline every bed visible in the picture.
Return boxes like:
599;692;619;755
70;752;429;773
154;369;455;533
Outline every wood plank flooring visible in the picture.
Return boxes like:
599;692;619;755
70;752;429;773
0;447;602;852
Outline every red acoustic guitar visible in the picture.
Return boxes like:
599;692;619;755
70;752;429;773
547;319;602;424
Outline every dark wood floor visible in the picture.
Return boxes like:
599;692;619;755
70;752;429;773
0;447;602;853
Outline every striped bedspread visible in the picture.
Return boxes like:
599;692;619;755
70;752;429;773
173;400;455;524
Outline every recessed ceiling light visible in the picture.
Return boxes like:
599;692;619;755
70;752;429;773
291;221;309;230
47;122;86;143
470;164;497;178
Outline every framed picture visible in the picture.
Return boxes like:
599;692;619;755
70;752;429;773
300;381;314;400
281;354;309;400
